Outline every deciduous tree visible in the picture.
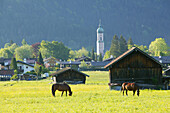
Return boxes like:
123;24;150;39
149;38;169;56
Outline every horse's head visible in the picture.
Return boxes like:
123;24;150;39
69;91;73;96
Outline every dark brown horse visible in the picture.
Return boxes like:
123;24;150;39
121;82;140;96
52;83;72;97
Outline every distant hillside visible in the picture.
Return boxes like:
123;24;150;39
0;0;170;50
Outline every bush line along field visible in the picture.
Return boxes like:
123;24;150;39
0;71;169;113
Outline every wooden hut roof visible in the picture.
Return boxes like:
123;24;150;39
51;67;89;77
104;47;162;68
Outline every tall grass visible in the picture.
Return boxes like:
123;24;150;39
0;71;169;113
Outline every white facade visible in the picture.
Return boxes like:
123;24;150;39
17;62;34;73
96;22;104;56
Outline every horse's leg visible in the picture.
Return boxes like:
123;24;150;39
66;91;67;96
61;91;64;97
133;90;136;96
122;89;124;96
126;90;128;96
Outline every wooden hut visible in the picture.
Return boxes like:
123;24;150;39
51;67;89;84
104;47;163;89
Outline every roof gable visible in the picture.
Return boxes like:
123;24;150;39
51;67;89;77
104;47;162;68
17;60;34;67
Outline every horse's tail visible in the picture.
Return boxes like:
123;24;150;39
52;84;56;97
135;83;140;96
137;88;140;96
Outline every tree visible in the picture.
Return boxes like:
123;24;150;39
10;40;14;46
91;48;95;61
119;35;128;55
95;53;97;61
32;43;40;58
76;47;89;58
69;50;76;59
34;63;41;80
4;43;10;48
103;50;110;60
127;37;134;49
11;70;18;80
37;52;44;66
79;60;89;69
39;40;70;60
134;44;148;53
15;45;33;60
22;38;27;45
149;38;169;56
109;35;120;58
10;57;18;70
88;51;91;58
0;48;13;58
8;43;18;54
99;53;103;61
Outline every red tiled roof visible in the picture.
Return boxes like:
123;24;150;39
0;70;14;75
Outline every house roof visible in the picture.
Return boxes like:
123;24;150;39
60;61;81;65
104;47;162;68
24;58;37;64
17;60;34;67
51;67;89;77
103;57;114;62
0;69;14;75
91;61;111;67
43;56;59;62
75;56;92;62
153;56;170;64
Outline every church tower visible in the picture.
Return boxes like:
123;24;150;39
96;20;104;56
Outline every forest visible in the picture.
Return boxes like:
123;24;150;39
0;0;170;50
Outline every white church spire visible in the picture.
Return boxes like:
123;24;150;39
96;20;104;56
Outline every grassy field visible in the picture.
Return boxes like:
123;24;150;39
0;71;169;113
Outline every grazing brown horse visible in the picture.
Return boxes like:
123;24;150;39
121;82;140;96
52;83;72;97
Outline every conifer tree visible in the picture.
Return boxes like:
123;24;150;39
99;53;103;61
127;37;134;49
109;35;120;58
91;48;95;60
95;53;97;62
38;52;44;66
10;56;17;70
119;35;128;55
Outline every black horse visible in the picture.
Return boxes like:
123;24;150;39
52;83;72;97
121;82;140;96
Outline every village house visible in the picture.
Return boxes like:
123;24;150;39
43;57;60;69
0;69;14;81
17;60;34;73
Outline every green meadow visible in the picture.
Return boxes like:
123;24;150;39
0;71;169;113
